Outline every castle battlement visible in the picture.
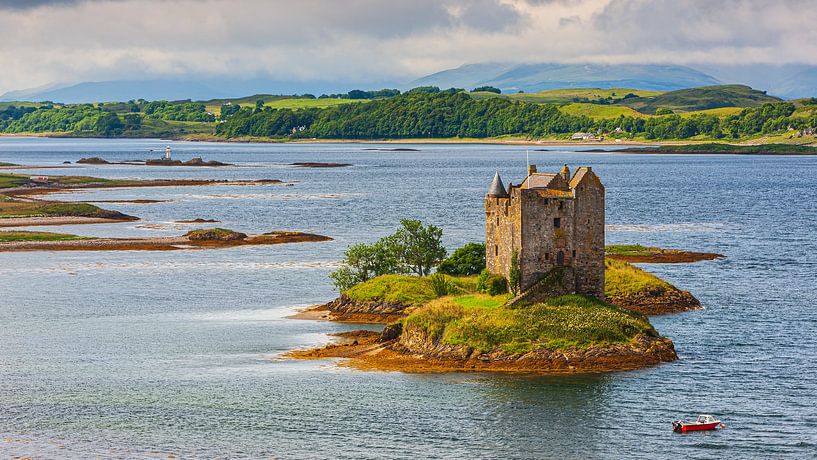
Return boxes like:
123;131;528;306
485;164;605;299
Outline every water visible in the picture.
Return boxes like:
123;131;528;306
0;137;815;458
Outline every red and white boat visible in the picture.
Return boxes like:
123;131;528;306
672;415;725;433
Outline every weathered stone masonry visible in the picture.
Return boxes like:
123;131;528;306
485;164;605;299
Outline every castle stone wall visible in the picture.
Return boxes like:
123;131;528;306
485;166;605;300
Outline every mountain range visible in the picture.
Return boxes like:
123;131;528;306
3;62;817;103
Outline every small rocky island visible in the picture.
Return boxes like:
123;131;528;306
0;228;332;252
289;165;713;373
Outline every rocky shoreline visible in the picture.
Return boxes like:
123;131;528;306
606;288;702;315
288;326;677;374
309;294;410;323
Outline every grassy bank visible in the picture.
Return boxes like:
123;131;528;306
345;274;479;306
604;259;671;298
0;230;91;242
403;294;657;353
0;198;118;219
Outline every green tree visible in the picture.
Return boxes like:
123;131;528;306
508;249;521;295
473;86;501;94
123;113;141;131
437;242;486;275
95;112;123;137
329;240;401;292
388;219;447;276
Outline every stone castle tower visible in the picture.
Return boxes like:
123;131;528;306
485;164;605;299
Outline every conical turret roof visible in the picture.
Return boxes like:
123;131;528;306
487;171;509;197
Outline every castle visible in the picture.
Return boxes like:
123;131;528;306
485;164;605;299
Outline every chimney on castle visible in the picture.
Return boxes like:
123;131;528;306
527;164;537;176
560;164;570;181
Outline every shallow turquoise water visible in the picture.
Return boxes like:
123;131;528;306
0;138;815;458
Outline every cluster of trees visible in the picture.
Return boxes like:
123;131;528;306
0;105;107;134
472;86;501;94
142;101;215;122
217;91;817;141
318;88;401;100
218;92;593;139
330;219;447;292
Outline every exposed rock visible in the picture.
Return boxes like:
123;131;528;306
379;322;403;342
175;218;220;223
289;162;351;168
321;294;410;323
77;157;110;164
185;228;247;242
607;288;702;315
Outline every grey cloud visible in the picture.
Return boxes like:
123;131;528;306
0;0;90;9
455;0;524;32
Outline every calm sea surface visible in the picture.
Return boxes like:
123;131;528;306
0;137;815;459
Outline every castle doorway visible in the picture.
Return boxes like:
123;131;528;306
557;251;565;266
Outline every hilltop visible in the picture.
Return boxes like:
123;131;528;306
409;62;720;93
618;85;781;114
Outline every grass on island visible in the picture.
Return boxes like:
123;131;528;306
0;162;17;167
0;231;91;242
403;294;657;353
0;198;114;219
605;244;659;257
604;259;671;298
344;274;479;306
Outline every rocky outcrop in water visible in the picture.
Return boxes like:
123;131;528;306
607;288;701;315
322;295;410;323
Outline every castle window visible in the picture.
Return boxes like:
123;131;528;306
495;245;498;256
572;250;576;258
554;217;561;228
545;253;549;260
543;199;549;205
558;201;564;210
557;251;565;266
496;216;499;226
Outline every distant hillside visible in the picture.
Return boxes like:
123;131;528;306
410;63;721;93
0;78;397;104
619;85;781;114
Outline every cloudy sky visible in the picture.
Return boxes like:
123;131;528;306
0;0;815;93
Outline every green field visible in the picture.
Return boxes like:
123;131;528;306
559;103;648;119
203;95;361;114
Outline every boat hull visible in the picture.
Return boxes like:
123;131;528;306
673;421;720;433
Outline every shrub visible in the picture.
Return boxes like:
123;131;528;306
508;249;521;295
438;242;485;276
477;269;508;295
429;273;453;297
